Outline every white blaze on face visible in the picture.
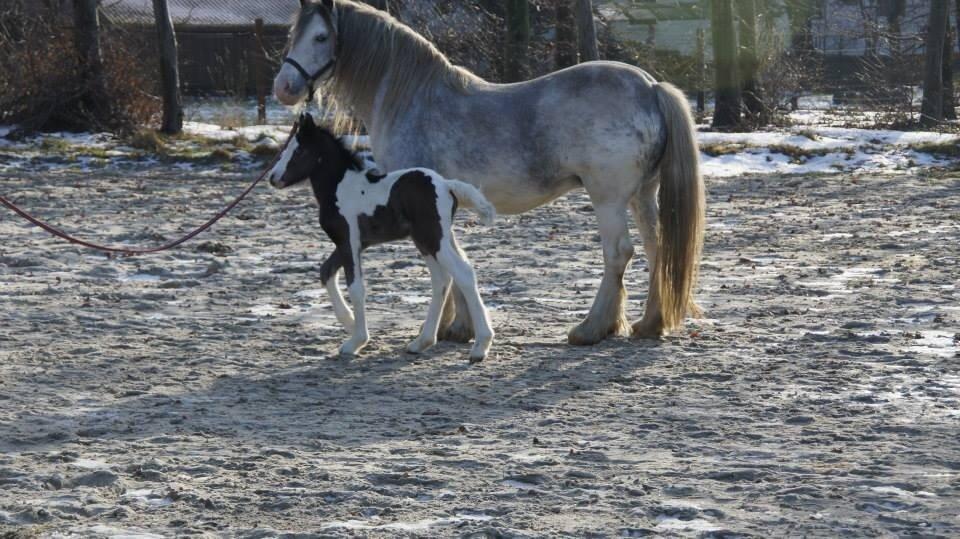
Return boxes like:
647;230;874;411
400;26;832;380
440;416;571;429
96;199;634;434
269;136;300;187
274;11;335;104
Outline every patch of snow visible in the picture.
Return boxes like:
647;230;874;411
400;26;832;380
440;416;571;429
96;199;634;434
655;517;724;532
71;458;110;470
320;513;493;531
121;489;174;508
52;525;166;539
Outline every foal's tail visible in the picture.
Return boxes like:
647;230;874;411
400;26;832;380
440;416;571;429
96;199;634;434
653;82;706;331
447;180;496;226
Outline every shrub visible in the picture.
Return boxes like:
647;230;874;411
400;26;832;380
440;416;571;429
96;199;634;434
0;1;159;134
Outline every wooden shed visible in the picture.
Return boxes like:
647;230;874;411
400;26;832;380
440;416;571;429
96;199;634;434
101;0;297;95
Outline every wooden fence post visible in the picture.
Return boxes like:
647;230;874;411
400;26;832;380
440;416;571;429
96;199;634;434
254;18;267;125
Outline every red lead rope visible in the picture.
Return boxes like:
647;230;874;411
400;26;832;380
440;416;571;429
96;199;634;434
0;125;293;257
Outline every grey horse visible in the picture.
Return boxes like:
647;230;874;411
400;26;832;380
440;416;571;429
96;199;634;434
274;0;705;345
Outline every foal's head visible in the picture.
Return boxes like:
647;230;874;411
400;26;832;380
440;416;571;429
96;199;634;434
268;113;362;190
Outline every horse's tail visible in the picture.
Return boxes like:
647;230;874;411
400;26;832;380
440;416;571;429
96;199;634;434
653;82;705;331
447;180;496;226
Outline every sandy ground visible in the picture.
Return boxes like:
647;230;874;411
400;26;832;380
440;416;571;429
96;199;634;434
0;168;958;538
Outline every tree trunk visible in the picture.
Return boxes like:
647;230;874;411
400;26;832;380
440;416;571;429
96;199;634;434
711;0;740;129
696;27;706;119
921;0;949;127
555;0;577;69
956;0;960;57
72;0;106;101
737;0;764;123
575;0;599;62
504;0;530;82
153;0;183;134
944;21;956;120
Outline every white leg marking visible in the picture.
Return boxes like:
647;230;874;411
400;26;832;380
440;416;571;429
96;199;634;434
324;268;355;331
339;230;369;357
436;236;493;362
407;256;451;354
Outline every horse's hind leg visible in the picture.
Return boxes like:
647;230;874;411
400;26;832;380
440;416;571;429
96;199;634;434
407;256;451;354
568;200;634;345
630;180;665;338
437;286;475;343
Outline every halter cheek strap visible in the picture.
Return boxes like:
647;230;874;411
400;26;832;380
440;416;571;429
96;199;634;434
283;57;336;101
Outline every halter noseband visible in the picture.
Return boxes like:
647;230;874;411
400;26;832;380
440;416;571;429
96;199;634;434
283;56;337;101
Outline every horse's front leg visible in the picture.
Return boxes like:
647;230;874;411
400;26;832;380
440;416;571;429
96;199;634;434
568;201;634;345
407;256;451;354
320;250;355;330
437;287;475;343
339;244;369;357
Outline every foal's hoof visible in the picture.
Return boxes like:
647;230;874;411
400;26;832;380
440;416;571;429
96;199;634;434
438;320;474;343
567;316;629;346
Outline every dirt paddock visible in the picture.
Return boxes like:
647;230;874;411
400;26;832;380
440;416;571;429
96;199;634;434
0;169;958;537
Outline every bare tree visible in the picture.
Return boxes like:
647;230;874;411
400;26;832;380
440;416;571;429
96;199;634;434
504;0;530;82
921;0;949;127
555;0;577;69
737;0;764;123
153;0;183;134
711;0;740;129
575;0;599;62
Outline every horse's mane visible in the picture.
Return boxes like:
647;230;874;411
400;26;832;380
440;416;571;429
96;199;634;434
309;0;479;132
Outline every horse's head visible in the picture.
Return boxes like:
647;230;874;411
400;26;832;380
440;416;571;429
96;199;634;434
269;113;362;190
275;0;338;106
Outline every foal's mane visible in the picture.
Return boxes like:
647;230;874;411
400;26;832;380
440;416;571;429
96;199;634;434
296;0;479;131
313;123;364;172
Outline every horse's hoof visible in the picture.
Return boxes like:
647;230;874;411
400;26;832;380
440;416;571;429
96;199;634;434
438;320;474;343
468;353;485;364
631;319;665;339
339;340;368;357
568;317;628;346
406;338;436;355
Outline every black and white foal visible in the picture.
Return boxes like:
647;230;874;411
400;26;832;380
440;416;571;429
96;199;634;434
269;114;496;361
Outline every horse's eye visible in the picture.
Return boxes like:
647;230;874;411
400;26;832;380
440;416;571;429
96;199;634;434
315;35;328;43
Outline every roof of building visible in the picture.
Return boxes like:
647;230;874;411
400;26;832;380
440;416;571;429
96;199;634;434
101;0;298;27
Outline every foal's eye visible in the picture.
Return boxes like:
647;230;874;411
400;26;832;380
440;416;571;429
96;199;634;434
315;35;328;43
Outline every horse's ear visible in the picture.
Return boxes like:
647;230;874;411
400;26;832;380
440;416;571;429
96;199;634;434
303;113;316;127
321;0;334;11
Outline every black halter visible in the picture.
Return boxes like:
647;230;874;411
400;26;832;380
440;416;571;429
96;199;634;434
283;57;336;103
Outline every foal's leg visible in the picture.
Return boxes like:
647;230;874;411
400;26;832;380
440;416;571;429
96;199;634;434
630;180;665;338
568;200;634;345
339;242;369;356
320;250;355;330
406;256;451;354
436;237;493;362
